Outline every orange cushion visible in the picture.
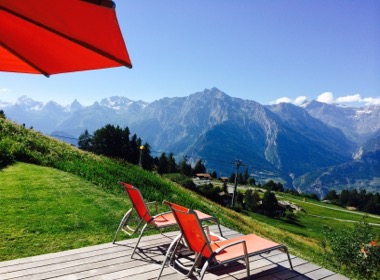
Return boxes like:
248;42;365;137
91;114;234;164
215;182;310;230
211;234;280;262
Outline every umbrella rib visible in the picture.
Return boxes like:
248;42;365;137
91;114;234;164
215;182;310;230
0;42;50;77
2;6;132;69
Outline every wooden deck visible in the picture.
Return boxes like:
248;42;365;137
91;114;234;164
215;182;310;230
0;225;349;280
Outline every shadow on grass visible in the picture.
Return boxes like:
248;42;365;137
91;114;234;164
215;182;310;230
284;218;305;228
0;160;14;171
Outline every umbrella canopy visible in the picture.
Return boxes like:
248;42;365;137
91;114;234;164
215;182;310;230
0;0;132;77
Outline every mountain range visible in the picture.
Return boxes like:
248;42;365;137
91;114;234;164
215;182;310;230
1;88;379;197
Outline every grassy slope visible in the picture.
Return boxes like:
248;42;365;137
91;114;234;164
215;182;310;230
1;118;379;277
1;118;310;262
278;193;380;224
0;162;126;260
1;162;313;262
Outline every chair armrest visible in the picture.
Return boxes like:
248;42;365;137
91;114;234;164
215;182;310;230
152;211;174;223
203;225;225;242
213;239;248;255
154;211;172;218
203;225;210;237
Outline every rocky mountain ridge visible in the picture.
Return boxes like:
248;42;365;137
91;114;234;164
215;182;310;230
1;88;379;197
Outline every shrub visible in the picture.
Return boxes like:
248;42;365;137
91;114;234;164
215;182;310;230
284;209;297;222
163;173;196;190
321;216;380;279
262;189;278;217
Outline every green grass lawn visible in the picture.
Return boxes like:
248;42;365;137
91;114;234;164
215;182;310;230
278;192;380;224
248;209;380;242
243;190;380;241
0;162;319;264
0;162;128;261
2;162;380;280
2;162;378;264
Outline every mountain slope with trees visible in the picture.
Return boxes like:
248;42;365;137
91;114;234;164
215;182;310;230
294;137;380;197
1;88;379;196
130;88;352;184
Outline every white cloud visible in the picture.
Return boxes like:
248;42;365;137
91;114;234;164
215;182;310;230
272;97;292;104
0;88;10;93
320;93;380;106
270;92;379;107
270;95;308;106
336;94;362;103
317;92;334;104
362;97;380;105
293;96;307;105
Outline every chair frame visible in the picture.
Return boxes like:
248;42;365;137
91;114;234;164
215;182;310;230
158;203;293;280
113;182;223;258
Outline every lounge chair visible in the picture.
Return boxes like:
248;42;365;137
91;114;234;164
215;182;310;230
157;200;293;280
113;182;222;258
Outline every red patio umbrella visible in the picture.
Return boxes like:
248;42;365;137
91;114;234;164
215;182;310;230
0;0;132;77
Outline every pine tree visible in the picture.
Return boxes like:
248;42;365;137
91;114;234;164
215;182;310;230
229;173;235;183
167;153;178;173
262;189;278;217
92;124;123;158
157;152;168;174
193;159;206;175
324;190;339;201
248;177;256;186
243;167;249;184
180;156;192;176
78;129;92;151
245;189;254;210
141;143;154;170
245;189;260;211
121;127;130;160
129;134;141;164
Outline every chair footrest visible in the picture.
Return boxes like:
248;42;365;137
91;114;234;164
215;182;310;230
121;225;137;236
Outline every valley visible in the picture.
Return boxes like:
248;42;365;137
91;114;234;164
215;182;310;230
1;88;379;197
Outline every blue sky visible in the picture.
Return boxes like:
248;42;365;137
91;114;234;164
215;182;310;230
1;0;379;106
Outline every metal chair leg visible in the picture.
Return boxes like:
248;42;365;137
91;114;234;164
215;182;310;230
131;223;148;258
285;246;293;270
157;233;183;280
215;218;223;237
112;208;133;244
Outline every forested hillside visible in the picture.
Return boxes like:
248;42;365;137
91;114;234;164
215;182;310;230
3;88;379;196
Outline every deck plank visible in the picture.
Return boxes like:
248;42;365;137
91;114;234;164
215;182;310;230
0;226;349;280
